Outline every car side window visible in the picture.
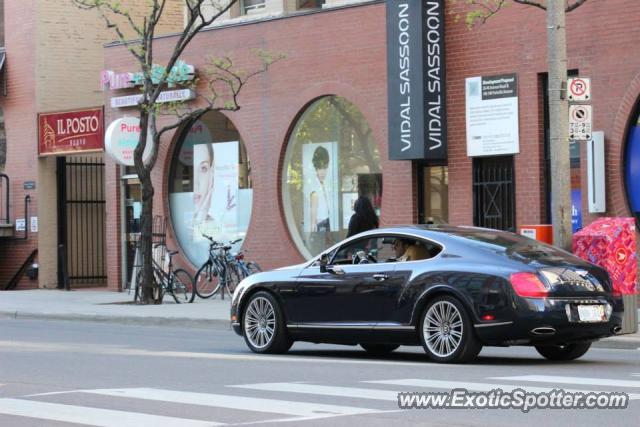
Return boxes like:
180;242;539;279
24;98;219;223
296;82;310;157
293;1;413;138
382;235;443;262
331;237;381;265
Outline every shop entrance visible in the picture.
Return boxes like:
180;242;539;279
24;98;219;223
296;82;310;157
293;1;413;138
121;173;142;290
417;165;449;225
56;155;106;288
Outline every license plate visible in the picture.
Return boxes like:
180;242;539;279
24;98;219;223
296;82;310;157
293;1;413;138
577;305;606;322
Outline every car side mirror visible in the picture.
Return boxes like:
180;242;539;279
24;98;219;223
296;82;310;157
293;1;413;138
319;253;329;273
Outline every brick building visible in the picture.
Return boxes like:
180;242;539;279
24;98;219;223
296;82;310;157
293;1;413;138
2;0;639;292
98;0;640;293
0;0;183;290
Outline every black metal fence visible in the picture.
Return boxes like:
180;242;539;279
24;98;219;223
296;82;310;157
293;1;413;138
472;156;516;232
59;157;106;286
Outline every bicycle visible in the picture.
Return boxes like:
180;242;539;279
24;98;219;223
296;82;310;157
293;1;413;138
233;249;262;279
194;235;243;300
134;244;195;304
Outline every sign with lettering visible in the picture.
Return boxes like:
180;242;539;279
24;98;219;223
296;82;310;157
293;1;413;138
101;60;195;90
110;89;196;108
386;0;447;161
466;73;520;157
104;117;153;166
38;108;104;156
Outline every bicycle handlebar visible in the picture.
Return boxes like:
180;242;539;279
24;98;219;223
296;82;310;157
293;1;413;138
202;234;243;248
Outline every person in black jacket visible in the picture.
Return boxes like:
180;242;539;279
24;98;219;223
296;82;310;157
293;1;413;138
347;196;379;238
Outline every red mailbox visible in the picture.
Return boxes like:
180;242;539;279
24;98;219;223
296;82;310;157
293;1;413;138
572;217;637;296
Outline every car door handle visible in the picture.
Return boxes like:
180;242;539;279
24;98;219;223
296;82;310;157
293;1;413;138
373;273;389;281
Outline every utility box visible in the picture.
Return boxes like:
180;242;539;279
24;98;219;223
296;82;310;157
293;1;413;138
573;218;638;334
519;224;553;245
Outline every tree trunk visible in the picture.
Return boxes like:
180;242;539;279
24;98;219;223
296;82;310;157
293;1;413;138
133;110;160;304
547;0;572;250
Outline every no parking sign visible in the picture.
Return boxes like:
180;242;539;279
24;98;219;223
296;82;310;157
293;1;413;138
569;105;592;141
568;77;591;101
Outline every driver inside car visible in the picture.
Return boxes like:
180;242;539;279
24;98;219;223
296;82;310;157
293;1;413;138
393;238;429;262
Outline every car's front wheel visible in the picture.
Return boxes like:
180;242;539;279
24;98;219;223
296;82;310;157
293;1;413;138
242;291;293;354
535;342;591;361
419;296;482;363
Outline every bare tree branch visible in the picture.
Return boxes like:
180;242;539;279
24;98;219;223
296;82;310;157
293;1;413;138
566;0;588;12
512;0;546;11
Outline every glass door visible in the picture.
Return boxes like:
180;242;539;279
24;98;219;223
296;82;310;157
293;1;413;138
122;176;141;290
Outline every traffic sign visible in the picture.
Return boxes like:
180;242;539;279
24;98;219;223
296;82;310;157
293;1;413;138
569;105;592;140
568;77;591;101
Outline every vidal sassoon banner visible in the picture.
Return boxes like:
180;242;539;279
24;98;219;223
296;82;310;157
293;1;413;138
386;0;447;161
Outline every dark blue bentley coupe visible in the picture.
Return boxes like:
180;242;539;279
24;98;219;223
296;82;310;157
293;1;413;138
230;225;624;363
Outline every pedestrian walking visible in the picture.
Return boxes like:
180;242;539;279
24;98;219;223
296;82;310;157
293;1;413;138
347;196;379;238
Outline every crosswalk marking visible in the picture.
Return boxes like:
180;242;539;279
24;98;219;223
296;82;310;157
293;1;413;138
230;382;400;401
0;398;221;427
365;379;640;400
81;387;381;418
491;375;640;389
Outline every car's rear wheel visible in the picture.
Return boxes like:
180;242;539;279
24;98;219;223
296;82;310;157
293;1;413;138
535;342;591;361
419;296;482;363
360;344;400;355
242;291;292;354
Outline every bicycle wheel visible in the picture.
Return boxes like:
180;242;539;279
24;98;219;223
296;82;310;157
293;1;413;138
134;270;143;303
135;269;161;302
226;264;242;295
246;262;262;274
170;268;195;303
194;262;221;299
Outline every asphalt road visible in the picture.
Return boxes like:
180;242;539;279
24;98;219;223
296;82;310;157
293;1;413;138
0;319;638;427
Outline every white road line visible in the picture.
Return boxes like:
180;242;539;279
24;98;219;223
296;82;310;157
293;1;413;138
81;388;381;418
0;340;471;368
491;375;640;388
364;379;640;400
230;383;400;401
0;398;220;427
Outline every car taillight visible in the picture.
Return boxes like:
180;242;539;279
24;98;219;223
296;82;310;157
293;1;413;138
510;272;549;298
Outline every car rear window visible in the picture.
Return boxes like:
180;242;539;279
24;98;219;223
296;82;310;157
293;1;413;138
449;229;567;260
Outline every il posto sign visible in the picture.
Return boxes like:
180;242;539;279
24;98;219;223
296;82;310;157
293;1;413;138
386;0;447;161
38;108;104;156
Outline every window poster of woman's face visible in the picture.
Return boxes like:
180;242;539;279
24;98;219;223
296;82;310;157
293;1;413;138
170;140;242;266
192;140;239;239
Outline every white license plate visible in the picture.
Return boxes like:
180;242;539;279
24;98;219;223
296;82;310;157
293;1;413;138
577;305;606;322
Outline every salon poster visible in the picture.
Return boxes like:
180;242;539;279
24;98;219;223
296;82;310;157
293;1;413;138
302;142;339;233
192;141;239;242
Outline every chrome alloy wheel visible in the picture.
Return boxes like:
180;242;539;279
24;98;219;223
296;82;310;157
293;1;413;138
423;300;464;358
244;296;276;349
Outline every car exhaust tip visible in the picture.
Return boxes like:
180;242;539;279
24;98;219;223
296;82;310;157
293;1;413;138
612;325;623;335
530;327;556;335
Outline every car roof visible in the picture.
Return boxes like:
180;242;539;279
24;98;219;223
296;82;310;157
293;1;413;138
376;224;504;242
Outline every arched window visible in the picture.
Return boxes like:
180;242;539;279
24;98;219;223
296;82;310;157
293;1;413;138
282;96;382;258
169;111;252;266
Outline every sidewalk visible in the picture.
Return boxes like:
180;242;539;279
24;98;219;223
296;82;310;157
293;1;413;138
0;289;638;349
0;289;232;329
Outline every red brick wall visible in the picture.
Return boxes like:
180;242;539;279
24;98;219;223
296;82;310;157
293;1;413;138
0;0;39;289
103;0;640;288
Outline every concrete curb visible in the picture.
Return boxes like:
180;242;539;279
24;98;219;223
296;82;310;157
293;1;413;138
0;311;231;330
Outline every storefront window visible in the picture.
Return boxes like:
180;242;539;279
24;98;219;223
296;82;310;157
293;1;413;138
282;96;382;259
169;112;252;266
